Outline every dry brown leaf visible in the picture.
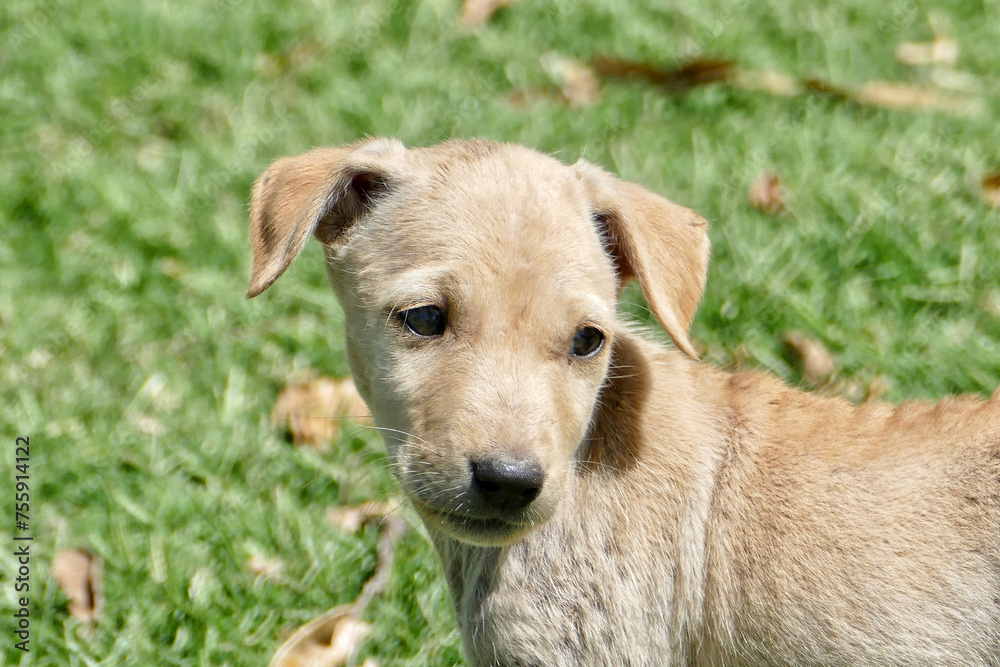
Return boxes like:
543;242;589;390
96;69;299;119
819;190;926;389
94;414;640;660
540;54;602;107
591;57;736;95
356;515;408;613
733;69;803;96
895;37;959;67
52;549;104;623
748;170;786;214
800;77;856;101
981;171;1000;208
851;81;975;114
460;0;519;28
802;77;979;115
272;377;371;449
326;501;397;534
590;54;979;114
269;607;371;667
783;332;838;387
271;512;407;666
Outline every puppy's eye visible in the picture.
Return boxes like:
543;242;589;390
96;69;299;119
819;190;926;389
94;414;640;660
398;305;446;337
570;326;605;358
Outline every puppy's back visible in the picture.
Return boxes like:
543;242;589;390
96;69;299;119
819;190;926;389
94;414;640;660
700;371;1000;665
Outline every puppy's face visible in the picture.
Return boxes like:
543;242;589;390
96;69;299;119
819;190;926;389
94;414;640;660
248;138;709;546
329;144;618;545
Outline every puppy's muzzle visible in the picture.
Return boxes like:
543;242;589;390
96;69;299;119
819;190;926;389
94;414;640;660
471;455;545;511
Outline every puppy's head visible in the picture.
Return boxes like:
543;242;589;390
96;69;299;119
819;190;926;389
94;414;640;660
248;138;709;546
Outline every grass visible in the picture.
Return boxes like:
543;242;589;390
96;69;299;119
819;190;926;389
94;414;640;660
2;0;999;664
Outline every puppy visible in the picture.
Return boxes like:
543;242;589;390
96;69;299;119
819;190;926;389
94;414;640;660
247;137;1000;666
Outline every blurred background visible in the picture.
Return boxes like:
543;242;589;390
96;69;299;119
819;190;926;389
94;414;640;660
2;0;999;664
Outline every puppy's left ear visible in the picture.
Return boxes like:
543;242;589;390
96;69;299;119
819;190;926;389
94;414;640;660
575;160;710;359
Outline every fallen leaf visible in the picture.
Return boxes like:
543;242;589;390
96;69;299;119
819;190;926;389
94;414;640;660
591;56;736;95
590;54;980;114
269;607;371;667
52;550;104;623
801;77;856;101
460;0;519;28
851;81;976;114
733;69;803;96
326;501;397;534
540;54;602;106
895;37;959;67
981;171;1000;208
352;514;409;614
272;377;371;449
748;170;786;214
802;77;979;114
271;513;407;666
783;331;838;387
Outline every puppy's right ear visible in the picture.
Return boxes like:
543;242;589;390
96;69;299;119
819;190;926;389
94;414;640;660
574;159;710;359
246;138;405;298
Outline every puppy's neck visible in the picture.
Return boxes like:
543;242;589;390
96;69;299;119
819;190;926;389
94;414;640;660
578;331;656;473
427;330;721;663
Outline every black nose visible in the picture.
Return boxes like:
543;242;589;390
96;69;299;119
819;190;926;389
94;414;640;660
471;456;545;510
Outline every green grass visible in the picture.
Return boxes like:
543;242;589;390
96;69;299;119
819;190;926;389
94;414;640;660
2;0;999;664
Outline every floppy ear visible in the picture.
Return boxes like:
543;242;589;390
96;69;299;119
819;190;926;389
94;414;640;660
246;137;405;298
574;160;710;359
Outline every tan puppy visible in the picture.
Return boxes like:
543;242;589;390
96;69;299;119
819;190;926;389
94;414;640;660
247;138;1000;666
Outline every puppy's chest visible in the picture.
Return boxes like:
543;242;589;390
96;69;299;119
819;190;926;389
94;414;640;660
440;525;678;667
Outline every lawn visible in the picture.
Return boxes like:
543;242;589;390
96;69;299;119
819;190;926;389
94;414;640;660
2;0;999;664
